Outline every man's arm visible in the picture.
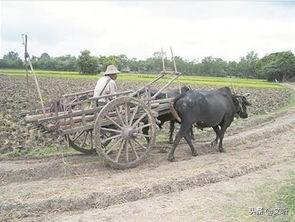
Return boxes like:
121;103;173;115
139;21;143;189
108;80;117;94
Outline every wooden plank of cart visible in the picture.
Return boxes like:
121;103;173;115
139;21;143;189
24;44;181;169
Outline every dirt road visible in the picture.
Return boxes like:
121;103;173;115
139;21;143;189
0;85;295;221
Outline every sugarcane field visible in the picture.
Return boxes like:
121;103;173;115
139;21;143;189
1;1;295;222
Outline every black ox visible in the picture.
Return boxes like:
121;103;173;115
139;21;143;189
142;86;193;144
168;87;251;161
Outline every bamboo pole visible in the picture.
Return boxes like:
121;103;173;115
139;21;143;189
170;46;181;93
23;35;46;115
22;34;32;114
151;75;180;99
131;74;165;97
161;47;166;73
27;59;46;115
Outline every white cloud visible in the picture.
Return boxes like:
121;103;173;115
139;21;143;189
1;1;295;61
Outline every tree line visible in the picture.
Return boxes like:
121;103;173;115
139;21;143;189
1;49;294;82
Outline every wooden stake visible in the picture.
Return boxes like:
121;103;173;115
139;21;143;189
22;34;32;114
23;34;46;115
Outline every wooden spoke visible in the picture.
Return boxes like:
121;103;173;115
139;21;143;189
115;106;126;127
135;133;151;138
125;140;129;162
133;123;151;131
101;127;122;134
106;115;123;129
129;105;139;126
133;138;148;150
90;131;93;148
104;133;121;143
72;130;84;142
115;140;125;162
129;140;139;159
125;102;130;126
80;130;88;147
131;113;147;128
106;138;123;155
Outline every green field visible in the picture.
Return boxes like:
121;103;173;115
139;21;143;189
0;68;283;89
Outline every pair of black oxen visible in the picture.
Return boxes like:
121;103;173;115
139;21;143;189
146;86;251;161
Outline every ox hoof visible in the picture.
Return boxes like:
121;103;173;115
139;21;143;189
168;155;175;162
192;151;197;157
210;141;217;148
218;147;225;153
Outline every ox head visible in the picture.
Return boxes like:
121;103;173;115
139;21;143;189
232;94;251;119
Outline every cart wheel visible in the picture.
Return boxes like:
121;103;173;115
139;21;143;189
94;96;156;169
67;130;96;155
68;129;113;155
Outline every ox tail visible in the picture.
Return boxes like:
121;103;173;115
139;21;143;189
169;102;181;123
169;92;186;123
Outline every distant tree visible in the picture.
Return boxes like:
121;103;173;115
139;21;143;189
199;57;227;76
0;51;23;68
77;50;98;74
117;54;128;71
98;55;119;72
55;55;77;71
237;51;259;78
127;58;140;72
40;52;50;60
2;48;295;81
227;61;239;76
257;51;295;82
35;52;52;70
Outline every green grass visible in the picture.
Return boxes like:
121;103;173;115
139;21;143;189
285;86;295;108
0;68;283;89
276;172;295;220
0;146;78;160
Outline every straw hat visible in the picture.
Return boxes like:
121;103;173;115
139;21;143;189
104;65;120;76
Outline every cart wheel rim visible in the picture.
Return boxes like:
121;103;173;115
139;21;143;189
67;130;96;155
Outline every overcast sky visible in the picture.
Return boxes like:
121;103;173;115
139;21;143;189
1;1;295;61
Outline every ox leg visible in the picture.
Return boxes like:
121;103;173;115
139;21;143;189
169;120;175;144
211;126;220;148
218;125;228;152
142;124;150;143
168;124;186;161
184;132;197;157
190;126;195;140
168;123;196;161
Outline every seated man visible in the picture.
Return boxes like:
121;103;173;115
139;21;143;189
93;65;119;104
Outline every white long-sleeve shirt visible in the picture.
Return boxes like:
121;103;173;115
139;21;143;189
93;76;117;101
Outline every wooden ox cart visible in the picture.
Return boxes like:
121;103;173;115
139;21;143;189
25;71;180;169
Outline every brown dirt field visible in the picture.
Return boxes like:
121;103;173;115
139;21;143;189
28;160;295;222
0;77;294;221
